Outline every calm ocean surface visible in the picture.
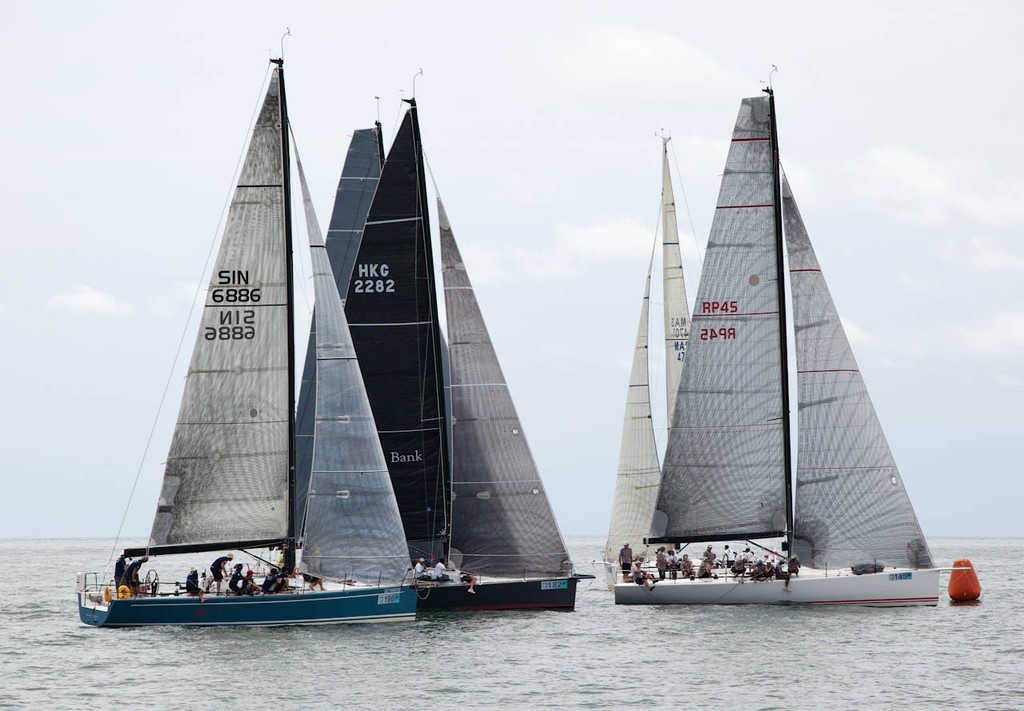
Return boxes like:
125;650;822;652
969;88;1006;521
1;536;1019;710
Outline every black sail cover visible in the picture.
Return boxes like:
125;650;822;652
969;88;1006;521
344;106;450;556
295;127;382;535
439;198;571;577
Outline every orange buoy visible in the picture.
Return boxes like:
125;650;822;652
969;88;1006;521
948;558;982;602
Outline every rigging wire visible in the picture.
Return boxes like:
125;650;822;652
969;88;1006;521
106;64;276;567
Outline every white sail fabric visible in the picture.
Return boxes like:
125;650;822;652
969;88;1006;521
151;71;290;547
784;176;933;570
605;255;663;562
439;198;571;577
656;96;788;541
661;139;690;418
294;151;409;584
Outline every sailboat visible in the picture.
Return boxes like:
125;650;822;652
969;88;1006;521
604;138;691;587
340;100;578;610
614;90;939;606
76;60;416;627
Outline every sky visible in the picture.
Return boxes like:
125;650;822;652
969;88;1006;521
2;1;1021;543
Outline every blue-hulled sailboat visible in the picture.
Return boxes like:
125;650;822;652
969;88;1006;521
77;60;415;627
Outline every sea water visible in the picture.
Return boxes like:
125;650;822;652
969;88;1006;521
1;536;1019;710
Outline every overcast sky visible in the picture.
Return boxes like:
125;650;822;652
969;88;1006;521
2;2;1021;542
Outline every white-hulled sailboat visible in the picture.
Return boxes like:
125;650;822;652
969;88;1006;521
614;90;938;607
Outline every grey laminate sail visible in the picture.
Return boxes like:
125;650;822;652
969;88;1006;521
661;138;690;419
655;96;788;542
604;254;663;562
784;175;933;569
151;71;289;547
439;198;571;577
295;149;409;584
295;127;382;534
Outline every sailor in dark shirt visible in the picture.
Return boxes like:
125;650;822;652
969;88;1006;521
185;567;204;601
228;564;246;595
209;554;234;594
124;556;148;597
114;552;129;586
261;567;286;594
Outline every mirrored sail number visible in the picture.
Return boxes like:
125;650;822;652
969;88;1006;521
206;271;257;341
699;300;737;341
353;263;395;294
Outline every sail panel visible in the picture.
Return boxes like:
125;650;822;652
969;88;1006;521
152;71;289;547
440;199;571;577
345;109;449;546
784;176;933;569
605;257;663;562
296;127;382;534
656;96;788;541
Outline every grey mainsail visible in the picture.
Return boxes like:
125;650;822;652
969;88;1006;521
604;254;662;562
439;198;571;577
784;175;933;569
655;96;788;542
151;71;289;547
295;127;382;535
294;149;409;584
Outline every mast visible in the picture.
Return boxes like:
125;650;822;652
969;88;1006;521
405;98;452;558
273;58;298;572
766;87;794;556
374;120;386;168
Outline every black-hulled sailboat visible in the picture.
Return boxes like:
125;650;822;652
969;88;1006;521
77;61;415;627
340;101;578;610
614;90;937;606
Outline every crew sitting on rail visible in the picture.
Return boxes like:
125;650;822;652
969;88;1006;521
228;563;246;595
261;567;287;594
185;566;204;601
630;560;655;590
679;553;694;579
432;559;452;582
730;557;747;576
697;558;715;579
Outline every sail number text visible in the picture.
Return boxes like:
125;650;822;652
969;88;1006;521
698;301;738;341
206;270;258;340
353;263;395;294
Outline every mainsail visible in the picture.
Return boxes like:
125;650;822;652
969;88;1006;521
296;127;383;534
784;175;933;569
151;70;290;549
655;96;789;543
438;198;571;577
294;148;409;584
345;103;450;558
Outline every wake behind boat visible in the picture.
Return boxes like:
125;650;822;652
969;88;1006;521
614;89;937;608
77;60;415;627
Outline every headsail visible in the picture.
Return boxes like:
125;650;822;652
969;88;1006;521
655;96;788;543
296;127;383;534
661;138;690;418
784;175;933;569
344;104;450;559
150;69;290;549
439;199;571;577
294;148;409;584
604;253;663;562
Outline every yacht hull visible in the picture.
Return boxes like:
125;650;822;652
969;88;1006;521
614;568;939;607
415;576;577;611
78;585;416;627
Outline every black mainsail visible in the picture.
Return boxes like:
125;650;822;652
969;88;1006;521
345;102;450;559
